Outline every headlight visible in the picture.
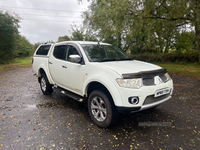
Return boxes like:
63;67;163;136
116;78;142;89
165;73;172;81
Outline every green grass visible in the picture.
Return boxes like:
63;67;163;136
155;62;200;78
0;57;32;72
10;57;32;64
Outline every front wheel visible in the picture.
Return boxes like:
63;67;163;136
40;74;53;95
88;90;118;128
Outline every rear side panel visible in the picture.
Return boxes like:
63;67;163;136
32;44;55;85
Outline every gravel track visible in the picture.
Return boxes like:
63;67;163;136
0;67;199;150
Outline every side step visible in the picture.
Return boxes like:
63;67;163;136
53;86;83;102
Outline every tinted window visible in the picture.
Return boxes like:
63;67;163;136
53;45;67;60
36;45;51;55
81;44;131;62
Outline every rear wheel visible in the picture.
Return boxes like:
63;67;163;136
88;90;118;128
40;74;53;95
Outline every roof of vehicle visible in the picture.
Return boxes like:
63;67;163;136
55;41;111;45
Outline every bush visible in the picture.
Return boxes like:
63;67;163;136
130;52;199;63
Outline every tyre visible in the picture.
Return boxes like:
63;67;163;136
40;74;53;95
88;90;118;128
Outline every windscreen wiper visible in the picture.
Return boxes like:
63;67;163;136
100;58;132;62
100;59;117;62
117;58;133;61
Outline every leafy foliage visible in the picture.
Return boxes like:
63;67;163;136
174;31;198;53
57;35;71;42
0;10;34;64
70;25;98;41
33;42;42;52
131;52;199;63
70;26;84;41
0;10;19;63
81;0;200;63
14;34;34;57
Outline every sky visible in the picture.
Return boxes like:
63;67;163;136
0;0;90;44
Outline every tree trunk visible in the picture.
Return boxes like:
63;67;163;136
165;37;170;54
117;33;122;49
194;0;200;64
196;28;200;64
165;43;169;54
195;19;200;64
160;47;163;53
158;38;163;53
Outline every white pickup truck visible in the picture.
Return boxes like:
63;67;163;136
32;41;173;127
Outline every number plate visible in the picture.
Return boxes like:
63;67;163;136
154;88;171;97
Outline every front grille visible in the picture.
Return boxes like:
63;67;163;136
143;77;155;86
142;73;169;86
143;93;170;105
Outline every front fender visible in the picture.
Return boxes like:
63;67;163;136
83;74;123;107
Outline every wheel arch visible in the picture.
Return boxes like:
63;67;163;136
38;68;45;83
84;78;123;107
86;81;111;99
37;66;54;85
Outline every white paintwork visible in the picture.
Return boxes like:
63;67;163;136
95;60;162;75
32;41;174;112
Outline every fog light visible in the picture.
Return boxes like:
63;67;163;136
128;97;139;104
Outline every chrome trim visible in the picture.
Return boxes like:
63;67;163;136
141;95;171;111
33;55;49;58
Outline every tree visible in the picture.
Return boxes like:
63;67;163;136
14;34;34;57
70;26;84;41
173;31;198;52
82;0;200;62
141;0;200;61
82;0;165;52
83;0;129;50
84;29;98;41
57;35;71;42
70;25;98;41
0;10;20;63
34;42;42;51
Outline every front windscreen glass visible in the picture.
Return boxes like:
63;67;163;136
81;44;132;62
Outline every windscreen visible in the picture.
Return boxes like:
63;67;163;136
81;44;132;62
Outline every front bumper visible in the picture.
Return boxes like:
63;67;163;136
114;77;173;113
116;95;171;113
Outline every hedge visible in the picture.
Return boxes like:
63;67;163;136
130;52;199;63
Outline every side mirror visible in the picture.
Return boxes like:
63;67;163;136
69;55;82;63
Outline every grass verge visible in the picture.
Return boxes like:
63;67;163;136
155;62;200;78
0;57;32;72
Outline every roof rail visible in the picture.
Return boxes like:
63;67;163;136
44;41;55;44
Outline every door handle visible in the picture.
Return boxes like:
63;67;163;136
49;62;53;64
62;65;67;68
